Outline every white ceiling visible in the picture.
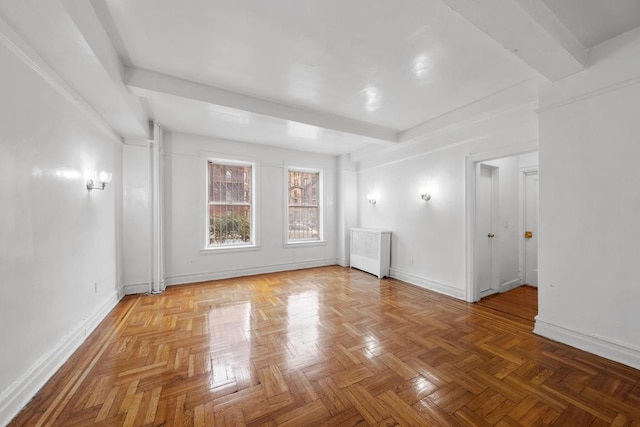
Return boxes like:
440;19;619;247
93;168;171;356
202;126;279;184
100;0;534;131
542;0;640;49
2;0;639;155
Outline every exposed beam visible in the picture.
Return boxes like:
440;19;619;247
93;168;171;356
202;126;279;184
60;0;150;139
124;67;399;145
440;0;587;82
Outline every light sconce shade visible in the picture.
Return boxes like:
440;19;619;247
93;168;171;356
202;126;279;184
367;194;376;205
87;171;112;191
421;193;431;201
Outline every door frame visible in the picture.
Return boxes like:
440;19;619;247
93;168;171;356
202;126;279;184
465;143;537;302
520;167;538;286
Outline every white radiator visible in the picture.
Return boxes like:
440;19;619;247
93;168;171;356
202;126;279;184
350;228;391;278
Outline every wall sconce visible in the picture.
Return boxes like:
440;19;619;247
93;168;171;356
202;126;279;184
367;194;376;205
421;193;431;201
87;171;112;191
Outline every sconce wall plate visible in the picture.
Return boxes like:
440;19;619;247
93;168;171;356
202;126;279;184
87;172;112;191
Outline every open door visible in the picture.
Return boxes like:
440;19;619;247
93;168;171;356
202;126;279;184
523;170;538;286
475;164;499;298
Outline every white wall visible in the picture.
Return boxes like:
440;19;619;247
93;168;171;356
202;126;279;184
336;154;358;267
0;41;121;423
157;132;338;287
121;143;150;292
356;101;538;299
536;29;640;369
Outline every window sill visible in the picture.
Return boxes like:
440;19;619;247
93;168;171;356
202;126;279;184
200;245;261;255
283;240;326;248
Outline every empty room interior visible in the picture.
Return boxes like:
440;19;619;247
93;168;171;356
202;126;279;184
2;1;640;425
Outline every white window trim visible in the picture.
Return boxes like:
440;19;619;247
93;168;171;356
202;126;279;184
284;165;324;247
203;155;259;251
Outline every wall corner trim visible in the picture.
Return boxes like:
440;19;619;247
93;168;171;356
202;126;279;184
0;291;121;426
390;268;466;300
336;257;350;268
534;318;640;370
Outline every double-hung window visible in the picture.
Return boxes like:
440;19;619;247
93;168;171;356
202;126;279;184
287;168;321;243
207;159;254;248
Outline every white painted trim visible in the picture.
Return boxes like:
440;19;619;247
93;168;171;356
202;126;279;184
283;240;327;248
500;278;522;293
534;318;640;370
0;291;120;426
123;282;151;295
537;77;640;114
202;155;259;250
390;269;466;300
337;257;349;268
164;259;338;287
0;14;123;145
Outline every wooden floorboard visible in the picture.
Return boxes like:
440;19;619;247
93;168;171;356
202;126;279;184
476;286;538;323
10;266;640;426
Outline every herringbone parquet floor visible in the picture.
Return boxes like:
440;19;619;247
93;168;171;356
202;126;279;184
10;266;640;426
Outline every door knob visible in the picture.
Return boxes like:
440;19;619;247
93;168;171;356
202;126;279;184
525;231;533;239
488;233;495;238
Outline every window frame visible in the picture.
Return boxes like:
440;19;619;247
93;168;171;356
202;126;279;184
204;156;258;251
284;165;324;246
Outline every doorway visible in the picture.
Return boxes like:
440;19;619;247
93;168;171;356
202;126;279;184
466;149;538;303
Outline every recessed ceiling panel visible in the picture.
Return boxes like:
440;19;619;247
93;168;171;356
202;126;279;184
100;0;535;131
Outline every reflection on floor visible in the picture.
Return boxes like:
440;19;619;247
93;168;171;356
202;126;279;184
476;285;538;323
11;268;640;426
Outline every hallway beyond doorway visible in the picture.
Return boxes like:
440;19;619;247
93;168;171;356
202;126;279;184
476;285;538;324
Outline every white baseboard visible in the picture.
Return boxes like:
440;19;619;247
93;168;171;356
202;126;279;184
0;291;121;426
123;282;150;295
534;318;640;370
390;268;465;300
500;278;522;293
165;258;338;287
336;257;349;268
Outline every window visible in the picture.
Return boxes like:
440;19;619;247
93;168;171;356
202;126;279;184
207;160;254;247
287;168;321;242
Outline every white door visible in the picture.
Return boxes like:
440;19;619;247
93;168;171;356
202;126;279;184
524;171;538;286
476;164;499;298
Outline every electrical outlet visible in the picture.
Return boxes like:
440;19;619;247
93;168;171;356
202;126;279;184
189;259;196;264
409;259;414;266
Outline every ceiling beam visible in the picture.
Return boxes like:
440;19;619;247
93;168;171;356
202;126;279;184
124;66;399;145
60;0;150;139
440;0;587;82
